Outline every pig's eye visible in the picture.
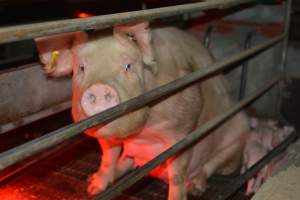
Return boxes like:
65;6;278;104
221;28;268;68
124;63;131;71
79;64;85;72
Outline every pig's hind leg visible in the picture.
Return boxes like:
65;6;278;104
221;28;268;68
202;136;245;179
188;138;243;196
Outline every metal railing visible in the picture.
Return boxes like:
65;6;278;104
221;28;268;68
0;0;293;199
94;76;281;200
0;33;284;170
0;101;71;134
0;0;255;44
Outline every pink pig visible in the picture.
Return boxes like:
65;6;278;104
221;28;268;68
242;118;294;195
35;22;249;200
242;129;269;195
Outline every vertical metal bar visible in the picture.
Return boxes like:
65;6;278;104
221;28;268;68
239;32;254;100
277;0;292;115
281;0;292;78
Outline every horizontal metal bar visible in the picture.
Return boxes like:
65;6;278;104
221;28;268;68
0;0;255;44
215;130;299;200
0;34;284;170
94;77;281;200
0;101;71;134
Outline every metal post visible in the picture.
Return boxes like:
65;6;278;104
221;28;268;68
277;0;292;116
280;0;292;78
239;31;254;100
0;34;284;170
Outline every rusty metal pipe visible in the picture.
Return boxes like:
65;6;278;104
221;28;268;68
0;0;256;44
0;34;284;170
94;77;282;200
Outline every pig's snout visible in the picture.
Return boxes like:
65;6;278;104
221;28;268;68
81;84;119;116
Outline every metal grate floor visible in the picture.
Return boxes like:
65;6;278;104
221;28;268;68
0;134;251;200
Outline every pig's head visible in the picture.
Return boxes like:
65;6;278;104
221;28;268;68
35;22;158;139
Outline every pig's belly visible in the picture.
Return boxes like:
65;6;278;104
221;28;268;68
123;139;169;182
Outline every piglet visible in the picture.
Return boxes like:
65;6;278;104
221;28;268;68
242;118;294;195
242;128;269;195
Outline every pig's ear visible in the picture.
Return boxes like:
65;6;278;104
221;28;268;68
113;22;158;75
34;31;87;77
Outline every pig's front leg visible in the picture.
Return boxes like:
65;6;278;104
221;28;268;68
163;135;191;200
88;139;122;195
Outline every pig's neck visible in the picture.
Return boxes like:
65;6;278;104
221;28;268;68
143;67;158;92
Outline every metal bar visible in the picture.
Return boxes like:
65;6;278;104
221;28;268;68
0;101;71;134
280;0;292;78
0;0;256;44
0;34;284;170
213;130;299;200
239;31;254;100
277;0;292;115
94;77;281;200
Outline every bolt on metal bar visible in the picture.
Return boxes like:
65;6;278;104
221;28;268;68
94;77;281;200
239;31;254;100
0;34;284;170
0;0;255;44
0;101;71;134
213;130;299;200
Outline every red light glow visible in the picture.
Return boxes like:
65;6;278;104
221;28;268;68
77;12;93;18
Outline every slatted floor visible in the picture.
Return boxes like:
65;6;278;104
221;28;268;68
0;133;251;200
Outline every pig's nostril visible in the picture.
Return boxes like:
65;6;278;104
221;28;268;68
88;94;96;104
105;93;112;102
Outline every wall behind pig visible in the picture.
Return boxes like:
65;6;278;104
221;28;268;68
190;4;286;117
0;64;71;124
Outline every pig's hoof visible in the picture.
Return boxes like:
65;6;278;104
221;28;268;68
87;172;113;195
189;185;206;196
188;178;207;196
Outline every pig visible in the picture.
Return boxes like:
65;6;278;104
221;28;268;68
250;118;294;151
242;118;294;195
35;22;249;200
241;128;269;196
